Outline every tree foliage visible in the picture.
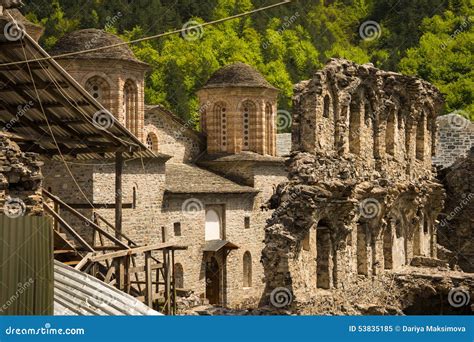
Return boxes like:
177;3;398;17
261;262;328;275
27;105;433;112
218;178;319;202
23;0;473;122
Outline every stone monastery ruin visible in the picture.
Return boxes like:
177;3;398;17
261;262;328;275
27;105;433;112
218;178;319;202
0;7;472;315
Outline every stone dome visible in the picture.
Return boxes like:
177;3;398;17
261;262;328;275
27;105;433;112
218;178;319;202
202;62;276;89
49;29;144;64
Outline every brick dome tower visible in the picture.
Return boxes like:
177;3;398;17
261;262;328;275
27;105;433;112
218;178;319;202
50;29;149;142
197;63;279;156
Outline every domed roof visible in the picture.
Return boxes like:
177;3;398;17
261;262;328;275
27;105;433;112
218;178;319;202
49;29;144;64
202;62;277;90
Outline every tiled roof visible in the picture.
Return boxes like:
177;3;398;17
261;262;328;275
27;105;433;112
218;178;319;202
165;163;257;194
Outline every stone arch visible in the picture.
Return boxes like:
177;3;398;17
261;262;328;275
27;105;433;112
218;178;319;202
85;75;111;111
240;100;257;152
323;94;331;118
416;110;426;161
175;263;184;289
124;79;139;136
349;92;362;154
146;132;159;152
385;107;397;156
316;218;333;289
213;102;228;152
243;251;252;288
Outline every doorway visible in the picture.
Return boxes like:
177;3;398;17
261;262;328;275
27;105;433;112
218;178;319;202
205;257;220;304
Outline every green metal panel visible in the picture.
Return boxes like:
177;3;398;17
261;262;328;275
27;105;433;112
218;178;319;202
0;215;54;315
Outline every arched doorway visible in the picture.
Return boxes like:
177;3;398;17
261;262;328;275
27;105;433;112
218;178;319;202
206;257;220;304
316;220;332;289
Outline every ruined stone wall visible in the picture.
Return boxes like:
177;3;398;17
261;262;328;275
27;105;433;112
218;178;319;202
145;106;204;163
433;113;474;169
292;59;443;176
261;59;446;308
0;135;43;216
437;148;474;272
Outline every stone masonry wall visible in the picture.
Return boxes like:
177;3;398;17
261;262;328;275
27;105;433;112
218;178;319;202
0;135;43;216
433;113;474;169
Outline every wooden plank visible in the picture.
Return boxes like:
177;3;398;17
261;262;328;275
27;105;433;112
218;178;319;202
104;265;116;283
144;251;153;308
128;263;163;274
88;242;186;263
44;204;95;253
43;189;129;249
115;152;123;244
74;253;93;271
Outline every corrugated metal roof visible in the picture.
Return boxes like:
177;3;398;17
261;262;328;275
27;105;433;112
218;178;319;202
0;15;169;161
53;261;161;316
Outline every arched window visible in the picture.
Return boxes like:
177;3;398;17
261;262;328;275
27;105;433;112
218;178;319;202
146;132;159;152
241;100;256;151
85;76;110;110
213;103;227;152
205;209;221;241
323;95;330;118
416;111;426;161
386;108;396;156
175;263;184;289
132;186;137;209
265;103;274;155
243;251;252;288
349;95;361;154
123;80;138;136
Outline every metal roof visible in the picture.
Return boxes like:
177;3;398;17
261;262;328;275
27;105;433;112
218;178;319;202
54;260;161;316
203;240;239;252
0;15;168;160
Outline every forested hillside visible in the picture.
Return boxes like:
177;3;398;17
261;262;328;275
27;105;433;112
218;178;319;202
24;0;473;125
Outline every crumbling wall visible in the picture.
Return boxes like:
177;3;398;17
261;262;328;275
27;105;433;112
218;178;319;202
261;59;446;309
437;148;474;272
0;134;43;216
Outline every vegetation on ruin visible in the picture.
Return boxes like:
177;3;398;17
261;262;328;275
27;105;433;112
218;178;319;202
24;0;473;124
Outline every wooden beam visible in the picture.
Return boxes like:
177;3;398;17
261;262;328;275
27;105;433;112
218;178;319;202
115;152;123;244
145;251;153;308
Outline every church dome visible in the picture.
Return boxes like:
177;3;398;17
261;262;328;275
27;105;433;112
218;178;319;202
49;29;144;64
203;62;276;89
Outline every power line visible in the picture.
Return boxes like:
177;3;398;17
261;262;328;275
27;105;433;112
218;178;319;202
0;0;293;67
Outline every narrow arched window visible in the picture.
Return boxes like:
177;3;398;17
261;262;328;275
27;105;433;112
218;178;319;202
146;132;159;152
265;103;274;155
416;111;426;161
124;80;138;136
323;95;330;118
132;186;137;209
205;208;221;241
243;251;252;288
241;100;256;151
